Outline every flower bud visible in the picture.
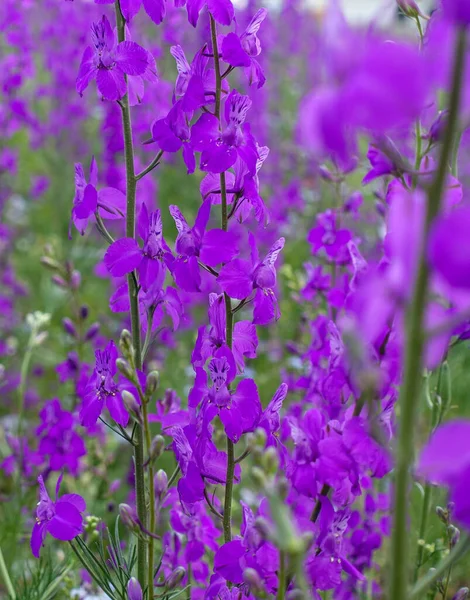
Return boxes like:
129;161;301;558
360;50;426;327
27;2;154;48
396;0;426;18
119;504;140;533
51;274;67;288
436;506;448;524
243;568;265;596
448;524;460;547
165;567;186;590
79;305;89;320
127;577;143;600
154;469;168;498
70;270;81;289
116;358;135;381
251;466;268;488
85;322;100;341
40;256;61;271
122;391;142;425
452;588;469;600
145;370;160;397
62;318;77;338
427;110;448;146
119;329;135;363
149;435;165;462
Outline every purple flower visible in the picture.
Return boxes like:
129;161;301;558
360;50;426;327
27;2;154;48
441;0;470;25
189;356;262;443
191;90;258;175
217;235;285;325
80;340;130;427
70;156;126;235
192;293;258;374
127;577;143;600
428;205;470;289
169;200;239;291
151;101;195;174
76;15;152;101
31;475;86;558
186;0;234;27
308;210;352;263
362;145;398;185
419;421;470;528
104;205;173;291
221;9;267;88
37;399;86;475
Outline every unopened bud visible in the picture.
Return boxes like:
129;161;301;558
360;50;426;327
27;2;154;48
51;274;67;288
145;371;159;397
79;305;89;320
149;435;165;462
127;577;143;600
436;506;448;524
396;0;426;18
165;567;185;590
85;322;100;341
70;270;81;289
122;390;142;424
119;504;139;532
252;466;268;488
427;110;448;146
116;358;134;381
62;317;77;338
119;329;135;363
452;587;469;600
40;256;61;271
243;568;265;595
154;469;168;498
448;525;460;548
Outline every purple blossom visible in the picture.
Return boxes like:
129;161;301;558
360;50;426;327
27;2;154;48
70;156;126;235
191;90;258;175
80;340;131;427
31;475;86;558
104;205;174;291
217;234;285;325
76;15;153;102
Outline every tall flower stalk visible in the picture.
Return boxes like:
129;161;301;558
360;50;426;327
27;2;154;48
209;14;235;544
114;0;147;588
389;26;467;600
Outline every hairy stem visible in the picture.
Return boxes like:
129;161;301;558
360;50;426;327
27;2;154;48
389;28;467;600
210;13;235;543
115;0;147;589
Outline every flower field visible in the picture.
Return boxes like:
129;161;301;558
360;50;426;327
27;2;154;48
2;0;470;599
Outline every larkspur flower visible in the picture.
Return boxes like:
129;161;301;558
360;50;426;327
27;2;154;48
76;15;153;102
104;205;174;291
191;89;258;175
217;234;285;325
31;474;86;558
70;156;126;236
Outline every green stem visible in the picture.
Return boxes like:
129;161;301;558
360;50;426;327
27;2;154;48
388;28;467;600
0;546;15;600
414;484;432;582
409;536;470;600
210;13;235;543
141;391;156;597
277;551;286;600
115;0;147;590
